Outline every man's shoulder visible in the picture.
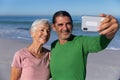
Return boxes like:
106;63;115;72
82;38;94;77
51;39;58;48
73;35;85;40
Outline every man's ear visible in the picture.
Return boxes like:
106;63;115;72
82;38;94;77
52;24;56;31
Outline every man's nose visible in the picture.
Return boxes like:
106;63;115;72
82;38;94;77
63;25;68;30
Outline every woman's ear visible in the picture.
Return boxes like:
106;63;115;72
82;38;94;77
30;31;34;38
52;24;56;31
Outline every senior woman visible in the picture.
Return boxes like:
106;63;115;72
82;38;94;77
10;19;51;80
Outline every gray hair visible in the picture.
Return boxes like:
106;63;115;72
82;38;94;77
30;19;51;32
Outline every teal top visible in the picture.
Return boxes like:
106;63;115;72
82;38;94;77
50;35;111;80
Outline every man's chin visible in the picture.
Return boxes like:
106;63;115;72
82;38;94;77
61;35;71;40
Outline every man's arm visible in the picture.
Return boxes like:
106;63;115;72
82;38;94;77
98;14;119;39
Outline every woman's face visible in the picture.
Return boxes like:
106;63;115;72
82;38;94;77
31;24;50;45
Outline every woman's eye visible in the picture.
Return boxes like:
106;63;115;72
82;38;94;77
40;29;44;31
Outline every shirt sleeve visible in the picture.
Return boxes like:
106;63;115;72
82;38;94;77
83;35;112;53
11;51;22;69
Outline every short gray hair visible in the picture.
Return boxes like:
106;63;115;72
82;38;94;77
30;19;50;32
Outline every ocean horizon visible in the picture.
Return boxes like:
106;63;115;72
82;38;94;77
0;15;120;50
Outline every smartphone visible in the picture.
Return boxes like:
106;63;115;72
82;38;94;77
81;16;105;32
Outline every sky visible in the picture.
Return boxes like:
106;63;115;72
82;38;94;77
0;0;120;16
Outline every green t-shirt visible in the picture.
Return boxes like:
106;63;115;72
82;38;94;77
50;35;111;80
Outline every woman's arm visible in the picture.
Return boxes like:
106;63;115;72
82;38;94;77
10;67;21;80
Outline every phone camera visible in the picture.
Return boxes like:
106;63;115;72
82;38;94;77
83;28;88;31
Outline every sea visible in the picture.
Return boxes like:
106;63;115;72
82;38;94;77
0;15;120;50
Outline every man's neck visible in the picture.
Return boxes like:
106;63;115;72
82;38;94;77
59;35;74;44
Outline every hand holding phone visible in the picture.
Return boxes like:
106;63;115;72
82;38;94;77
81;16;105;32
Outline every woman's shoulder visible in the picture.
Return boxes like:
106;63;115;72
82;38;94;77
42;47;50;60
14;48;28;57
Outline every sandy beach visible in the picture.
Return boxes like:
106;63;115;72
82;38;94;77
0;38;120;80
0;38;30;80
86;50;120;80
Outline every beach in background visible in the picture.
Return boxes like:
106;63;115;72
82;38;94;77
0;16;120;50
0;16;120;80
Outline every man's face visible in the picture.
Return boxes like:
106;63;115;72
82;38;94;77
52;16;73;41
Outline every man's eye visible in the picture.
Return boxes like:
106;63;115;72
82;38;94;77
67;22;72;25
57;24;63;27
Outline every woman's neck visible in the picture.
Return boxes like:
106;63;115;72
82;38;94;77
28;41;44;58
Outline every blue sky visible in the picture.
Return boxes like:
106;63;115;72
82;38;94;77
0;0;120;16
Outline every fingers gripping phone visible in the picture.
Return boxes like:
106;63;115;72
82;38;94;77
81;16;105;32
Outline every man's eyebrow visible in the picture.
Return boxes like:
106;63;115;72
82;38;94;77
56;23;63;26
